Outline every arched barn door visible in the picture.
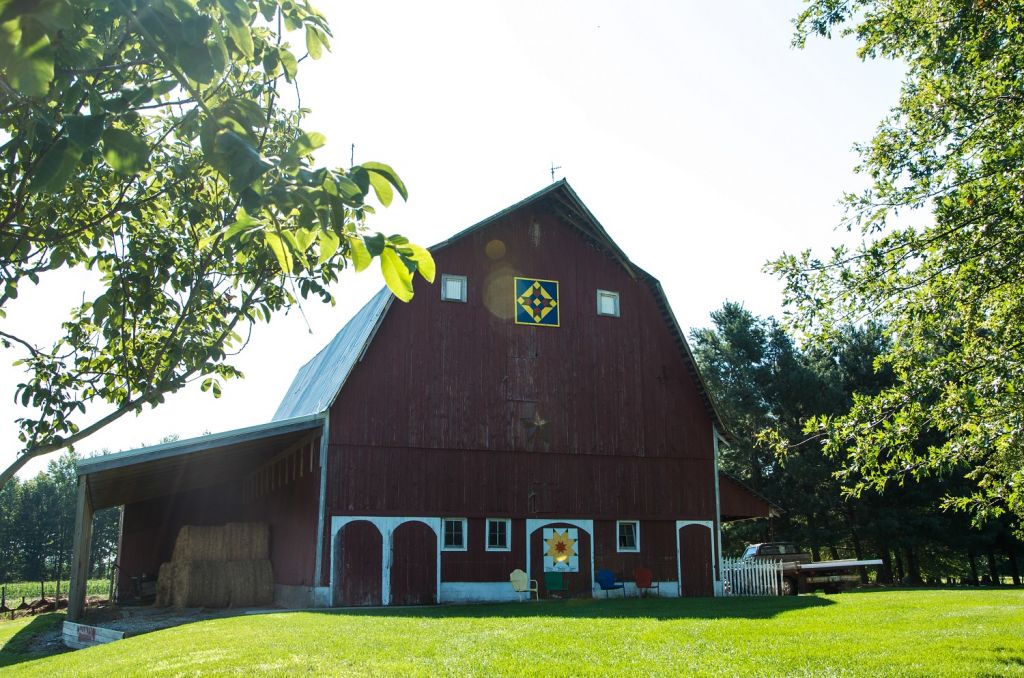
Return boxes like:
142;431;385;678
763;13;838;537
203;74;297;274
678;523;714;597
528;523;593;598
334;520;382;607
390;521;437;605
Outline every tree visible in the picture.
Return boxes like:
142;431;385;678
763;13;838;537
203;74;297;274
770;0;1024;527
0;0;435;487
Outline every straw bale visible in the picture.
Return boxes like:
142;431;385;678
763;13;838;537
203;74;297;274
226;560;274;607
162;560;274;609
171;522;269;562
155;562;175;607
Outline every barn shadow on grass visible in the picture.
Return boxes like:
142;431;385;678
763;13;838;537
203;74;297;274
0;613;68;668
313;594;834;621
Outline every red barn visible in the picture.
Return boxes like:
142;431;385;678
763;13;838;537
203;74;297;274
67;181;772;618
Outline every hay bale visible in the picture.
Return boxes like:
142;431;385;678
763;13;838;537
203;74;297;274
155;562;176;607
171;523;269;562
226;560;274;607
163;560;274;609
224;522;269;562
172;526;225;562
171;561;230;608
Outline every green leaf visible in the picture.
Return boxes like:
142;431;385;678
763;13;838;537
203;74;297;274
363;232;386;257
29;139;82;194
348;236;371;272
227;21;254;60
264;229;293;273
305;25;322;59
102;128;151;174
380;248;414;302
1;17;54;97
175;42;216;84
318;229;340;265
93;294;110;324
65;114;106;150
294;227;316;252
287;132;326;159
361;161;408;201
367;171;393;207
262;47;279;76
279;48;298;82
200;377;222;398
404;243;436;283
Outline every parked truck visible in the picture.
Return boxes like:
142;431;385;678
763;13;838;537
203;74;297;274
741;542;883;595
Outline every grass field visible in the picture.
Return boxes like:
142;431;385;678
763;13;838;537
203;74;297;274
0;580;110;602
1;588;1022;676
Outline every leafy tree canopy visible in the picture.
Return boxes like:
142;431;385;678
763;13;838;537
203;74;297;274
770;0;1024;526
0;0;434;486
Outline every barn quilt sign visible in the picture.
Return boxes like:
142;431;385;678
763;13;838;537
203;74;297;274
515;277;560;327
543;527;578;572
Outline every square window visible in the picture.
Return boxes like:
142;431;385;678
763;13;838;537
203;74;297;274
486;518;511;551
442;518;467;550
441;274;467;302
617;520;639;552
597;290;620;317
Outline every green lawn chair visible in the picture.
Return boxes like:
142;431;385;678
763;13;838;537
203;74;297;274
544;571;569;597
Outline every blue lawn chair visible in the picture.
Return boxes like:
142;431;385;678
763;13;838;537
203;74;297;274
595;569;625;598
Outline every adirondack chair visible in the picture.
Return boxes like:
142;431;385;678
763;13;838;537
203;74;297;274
595;569;625;598
633;566;660;597
544;571;569;597
510;569;538;601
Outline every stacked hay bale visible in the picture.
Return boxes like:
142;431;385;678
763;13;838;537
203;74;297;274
156;522;273;608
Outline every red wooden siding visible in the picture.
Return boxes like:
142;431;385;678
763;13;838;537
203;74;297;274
441;518;525;582
678;524;714;597
329;208;712;460
329;446;715;520
390;522;437;605
334;520;382;606
593;520;677;583
241;462;319;586
719;473;773;520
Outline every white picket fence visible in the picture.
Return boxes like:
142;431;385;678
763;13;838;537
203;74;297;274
722;557;784;596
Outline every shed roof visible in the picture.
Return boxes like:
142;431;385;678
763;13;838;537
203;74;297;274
274;180;732;438
77;414;323;509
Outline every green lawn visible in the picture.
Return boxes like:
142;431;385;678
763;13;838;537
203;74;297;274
2;589;1023;676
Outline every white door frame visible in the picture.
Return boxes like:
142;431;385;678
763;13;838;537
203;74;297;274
525;518;594;590
330;516;442;606
676;520;715;597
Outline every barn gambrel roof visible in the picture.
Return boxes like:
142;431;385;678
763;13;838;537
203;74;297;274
274;180;732;439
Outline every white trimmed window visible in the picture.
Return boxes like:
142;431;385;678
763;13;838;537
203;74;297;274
597;290;620;317
485;518;511;552
441;274;467;302
616;520;640;552
442;518;467;551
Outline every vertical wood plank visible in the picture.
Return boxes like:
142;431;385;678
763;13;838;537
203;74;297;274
68;476;94;622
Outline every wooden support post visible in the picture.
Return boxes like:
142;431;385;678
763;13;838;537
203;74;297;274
68;475;94;622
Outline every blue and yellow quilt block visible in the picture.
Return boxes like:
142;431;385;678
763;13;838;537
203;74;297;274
514;277;560;327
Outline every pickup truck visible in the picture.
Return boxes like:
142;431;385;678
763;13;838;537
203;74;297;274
741;542;883;595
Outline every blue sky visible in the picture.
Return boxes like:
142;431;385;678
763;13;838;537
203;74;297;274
1;1;906;477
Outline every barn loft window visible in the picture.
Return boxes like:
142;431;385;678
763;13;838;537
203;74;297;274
597;290;620;317
441;274;467;302
485;518;511;552
442;517;467;551
616;520;640;552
